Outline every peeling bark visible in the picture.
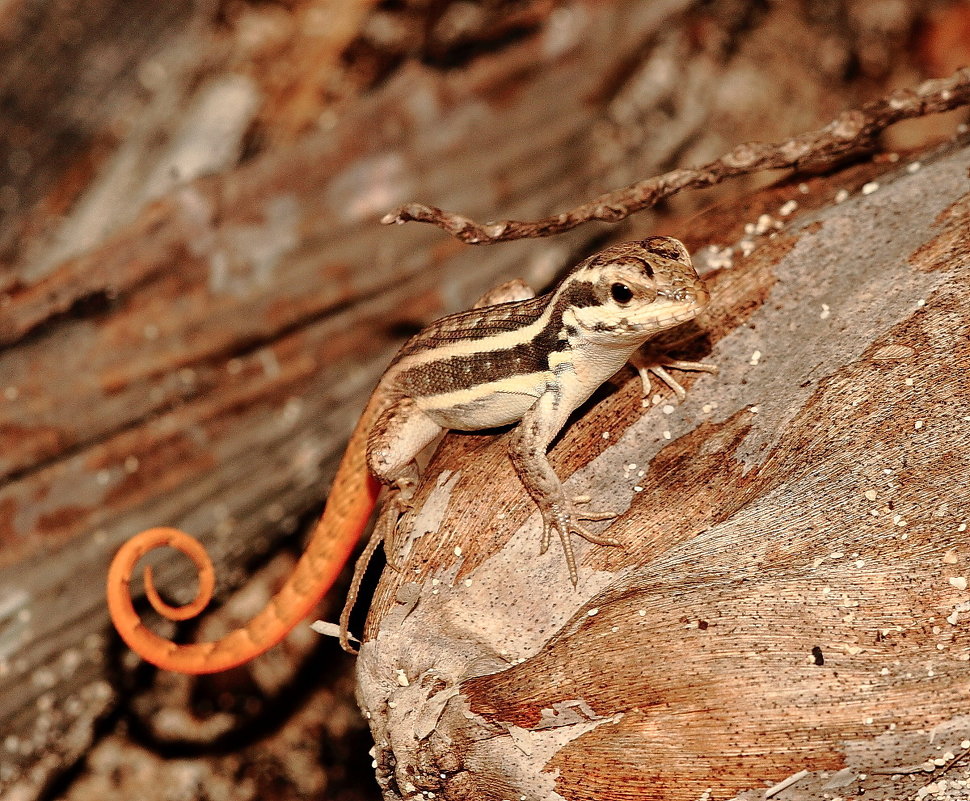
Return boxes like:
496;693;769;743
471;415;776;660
2;0;968;798
359;138;970;801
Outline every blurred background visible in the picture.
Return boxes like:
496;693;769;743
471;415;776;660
1;1;969;799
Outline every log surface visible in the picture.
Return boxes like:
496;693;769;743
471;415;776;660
1;0;967;798
359;138;970;801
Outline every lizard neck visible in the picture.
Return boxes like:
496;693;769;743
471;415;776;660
557;306;648;390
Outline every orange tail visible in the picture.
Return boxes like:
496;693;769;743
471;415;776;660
107;396;384;675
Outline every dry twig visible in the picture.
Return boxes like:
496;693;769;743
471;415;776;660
382;67;970;244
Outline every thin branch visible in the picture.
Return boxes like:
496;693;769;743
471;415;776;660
382;67;970;244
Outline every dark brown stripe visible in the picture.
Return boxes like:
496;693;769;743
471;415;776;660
396;277;609;397
552;279;599;309
398;285;600;397
640;236;683;265
398;322;566;397
393;294;549;362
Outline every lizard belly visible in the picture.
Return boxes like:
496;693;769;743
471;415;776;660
416;373;547;431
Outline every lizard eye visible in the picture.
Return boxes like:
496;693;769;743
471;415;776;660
610;283;634;304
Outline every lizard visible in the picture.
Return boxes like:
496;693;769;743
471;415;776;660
106;236;714;674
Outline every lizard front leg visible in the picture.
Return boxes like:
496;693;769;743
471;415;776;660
628;347;718;402
509;390;620;586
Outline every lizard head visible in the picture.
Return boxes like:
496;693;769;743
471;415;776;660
559;236;710;346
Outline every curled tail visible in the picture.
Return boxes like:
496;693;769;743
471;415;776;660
107;397;384;675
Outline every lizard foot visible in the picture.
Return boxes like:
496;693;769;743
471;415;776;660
538;503;621;586
629;349;718;402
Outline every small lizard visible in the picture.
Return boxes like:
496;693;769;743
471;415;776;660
107;236;713;674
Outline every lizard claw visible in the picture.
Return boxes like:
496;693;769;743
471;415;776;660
629;349;718;402
538;503;621;585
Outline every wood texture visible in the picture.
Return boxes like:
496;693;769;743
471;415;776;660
359;138;970;800
1;0;967;798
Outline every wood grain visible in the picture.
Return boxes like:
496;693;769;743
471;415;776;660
1;0;965;797
360;138;970;801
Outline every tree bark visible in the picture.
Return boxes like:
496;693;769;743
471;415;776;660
359;138;970;801
1;0;967;798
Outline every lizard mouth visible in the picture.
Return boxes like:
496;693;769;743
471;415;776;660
630;280;709;332
587;286;708;335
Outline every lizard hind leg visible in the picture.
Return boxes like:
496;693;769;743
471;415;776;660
366;399;441;490
376;461;423;572
337;484;412;654
337;403;442;652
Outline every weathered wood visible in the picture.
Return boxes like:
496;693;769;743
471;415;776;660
359;138;970;800
0;0;965;797
0;2;701;794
